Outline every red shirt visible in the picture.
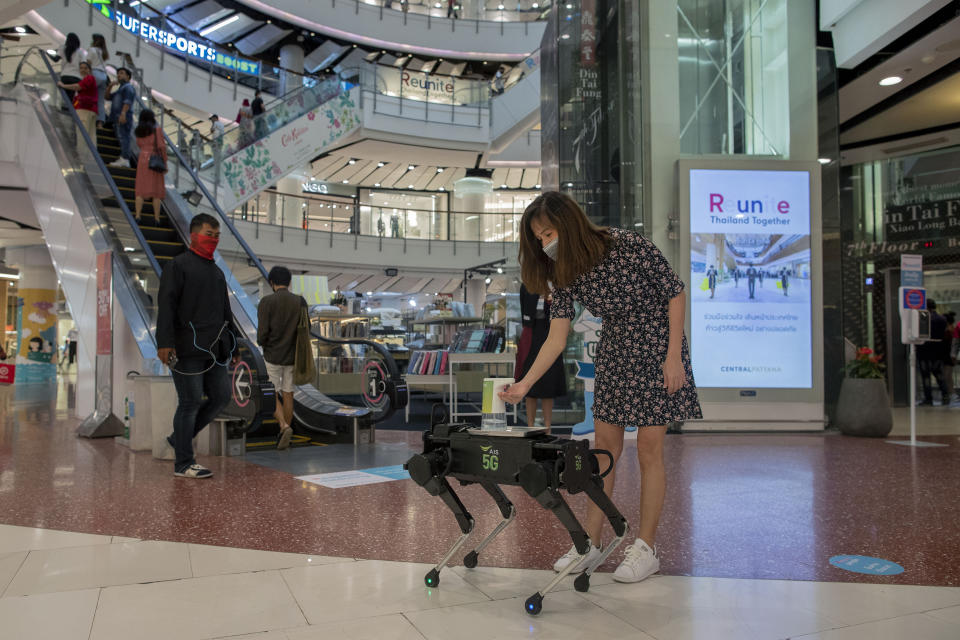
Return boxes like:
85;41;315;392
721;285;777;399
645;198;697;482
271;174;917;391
73;74;98;114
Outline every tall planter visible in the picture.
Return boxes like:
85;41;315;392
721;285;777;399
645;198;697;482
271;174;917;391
835;378;893;437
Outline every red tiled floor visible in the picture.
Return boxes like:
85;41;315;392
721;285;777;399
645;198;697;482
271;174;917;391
1;381;958;586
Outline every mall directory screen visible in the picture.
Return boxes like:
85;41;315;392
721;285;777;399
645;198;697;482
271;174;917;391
688;169;813;389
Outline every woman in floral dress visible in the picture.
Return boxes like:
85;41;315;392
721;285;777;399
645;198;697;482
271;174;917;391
501;191;701;583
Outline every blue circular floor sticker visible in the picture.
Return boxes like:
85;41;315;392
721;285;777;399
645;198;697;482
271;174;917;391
829;555;904;576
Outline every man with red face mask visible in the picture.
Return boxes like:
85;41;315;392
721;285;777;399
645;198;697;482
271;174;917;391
157;213;238;478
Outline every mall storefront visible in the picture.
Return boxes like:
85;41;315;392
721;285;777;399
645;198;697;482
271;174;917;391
841;144;960;406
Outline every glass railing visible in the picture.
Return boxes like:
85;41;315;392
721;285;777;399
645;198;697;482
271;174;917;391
13;48;162;356
233;190;524;244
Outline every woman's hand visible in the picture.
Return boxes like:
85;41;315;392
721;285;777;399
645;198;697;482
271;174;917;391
499;380;530;405
662;355;685;395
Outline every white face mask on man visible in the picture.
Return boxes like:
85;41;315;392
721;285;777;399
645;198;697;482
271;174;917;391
542;238;559;261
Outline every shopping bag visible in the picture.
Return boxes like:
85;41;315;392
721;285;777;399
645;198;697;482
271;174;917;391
293;300;317;386
700;277;710;291
776;281;782;289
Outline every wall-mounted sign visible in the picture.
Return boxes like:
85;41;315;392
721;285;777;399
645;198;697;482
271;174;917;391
688;169;813;389
884;198;960;240
85;0;259;75
302;181;329;194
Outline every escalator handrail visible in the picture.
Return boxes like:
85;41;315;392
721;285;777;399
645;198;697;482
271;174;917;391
14;47;164;278
309;329;403;380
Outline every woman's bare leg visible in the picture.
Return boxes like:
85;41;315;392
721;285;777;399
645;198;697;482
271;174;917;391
583;420;625;544
541;398;554;434
634;425;667;546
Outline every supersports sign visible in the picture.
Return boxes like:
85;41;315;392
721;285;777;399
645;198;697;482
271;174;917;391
84;0;259;75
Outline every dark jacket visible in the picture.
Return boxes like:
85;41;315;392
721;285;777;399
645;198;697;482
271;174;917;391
156;250;233;361
257;288;303;365
918;312;948;362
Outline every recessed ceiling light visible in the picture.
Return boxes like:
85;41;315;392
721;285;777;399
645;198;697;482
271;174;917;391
532;2;539;7
561;34;570;40
408;185;415;189
407;164;416;170
439;187;445;191
266;19;271;24
348;159;356;164
498;4;505;9
46;49;57;56
15;26;26;34
534;184;541;189
501;184;508;189
374;183;381;187
818;158;831;165
342;179;349;184
377;161;385;167
565;182;574;187
436;167;444;173
879;76;902;86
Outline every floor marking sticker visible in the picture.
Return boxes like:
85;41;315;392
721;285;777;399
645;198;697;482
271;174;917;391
829;555;904;576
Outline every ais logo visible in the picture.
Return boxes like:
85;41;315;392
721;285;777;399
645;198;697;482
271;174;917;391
480;445;500;471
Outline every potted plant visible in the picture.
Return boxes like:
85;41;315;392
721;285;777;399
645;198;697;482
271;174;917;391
835;347;893;437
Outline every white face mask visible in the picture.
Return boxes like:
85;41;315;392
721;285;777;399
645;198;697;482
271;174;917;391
542;238;559;261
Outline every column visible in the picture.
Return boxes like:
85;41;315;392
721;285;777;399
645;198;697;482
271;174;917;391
276;176;302;228
279;45;305;97
453;174;493;242
13;247;58;383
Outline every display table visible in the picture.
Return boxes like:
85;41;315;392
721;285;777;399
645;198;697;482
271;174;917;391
404;374;456;423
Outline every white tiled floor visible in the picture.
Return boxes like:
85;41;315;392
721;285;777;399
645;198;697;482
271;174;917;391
0;525;959;640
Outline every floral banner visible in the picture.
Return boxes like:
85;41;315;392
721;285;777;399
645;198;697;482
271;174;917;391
220;88;361;211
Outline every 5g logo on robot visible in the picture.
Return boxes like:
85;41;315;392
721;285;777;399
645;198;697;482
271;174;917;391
480;445;500;471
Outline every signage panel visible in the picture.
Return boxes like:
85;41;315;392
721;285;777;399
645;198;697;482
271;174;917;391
688;169;813;389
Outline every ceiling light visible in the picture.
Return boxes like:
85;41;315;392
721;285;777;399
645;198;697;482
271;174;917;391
409;299;417;307
878;76;902;86
342;179;349;183
565;182;574;187
366;291;373;295
46;49;57;56
408;185;415;189
311;32;316;36
435;2;441;6
501;184;508;189
498;4;505;9
407;164;416;170
439;187;445;191
374;183;381;187
561;34;570;40
436;167;444;173
532;2;539;7
566;3;573;8
484;277;492;284
348;159;356;164
266;19;271;24
199;15;240;37
818;158;831;165
534;184;541;189
497;267;503;274
377;161;385;167
15;26;26;33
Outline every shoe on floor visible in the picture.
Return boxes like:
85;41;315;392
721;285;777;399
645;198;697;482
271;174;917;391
174;464;213;479
277;426;293;450
613;539;660;583
107;158;129;168
157;434;175;461
553;543;602;573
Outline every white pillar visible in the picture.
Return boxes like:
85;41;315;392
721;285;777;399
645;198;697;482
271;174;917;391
279;45;305;97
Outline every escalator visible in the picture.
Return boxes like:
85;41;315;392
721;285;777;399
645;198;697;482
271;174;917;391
13;48;405;444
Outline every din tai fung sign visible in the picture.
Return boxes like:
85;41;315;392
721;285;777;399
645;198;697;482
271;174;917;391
884;198;960;240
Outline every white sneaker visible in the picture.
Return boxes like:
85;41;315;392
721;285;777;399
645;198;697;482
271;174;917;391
107;158;129;168
277;426;293;450
613;539;660;583
553;543;602;573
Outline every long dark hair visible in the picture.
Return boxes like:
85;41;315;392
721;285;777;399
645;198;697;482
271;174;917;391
64;33;80;63
134;109;157;139
519;191;611;295
91;33;109;61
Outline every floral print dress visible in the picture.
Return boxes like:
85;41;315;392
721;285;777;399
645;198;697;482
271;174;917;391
551;228;702;428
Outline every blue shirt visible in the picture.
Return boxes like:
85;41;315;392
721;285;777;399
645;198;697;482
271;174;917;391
110;81;137;125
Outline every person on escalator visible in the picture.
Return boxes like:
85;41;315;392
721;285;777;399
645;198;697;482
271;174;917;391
257;265;303;450
157;213;238;479
133;110;167;224
57;61;98;149
106;68;137;169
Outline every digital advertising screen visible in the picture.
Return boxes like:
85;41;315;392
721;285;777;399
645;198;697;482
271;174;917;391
688;169;813;389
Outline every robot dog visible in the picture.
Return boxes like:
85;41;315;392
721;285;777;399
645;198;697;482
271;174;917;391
405;421;628;615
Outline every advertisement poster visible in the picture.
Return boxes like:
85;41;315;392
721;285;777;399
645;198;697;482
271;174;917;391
97;252;112;356
220;89;361;211
16;288;57;382
689;169;812;388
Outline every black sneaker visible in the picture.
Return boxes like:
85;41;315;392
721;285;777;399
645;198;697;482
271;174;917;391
174;464;213;479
